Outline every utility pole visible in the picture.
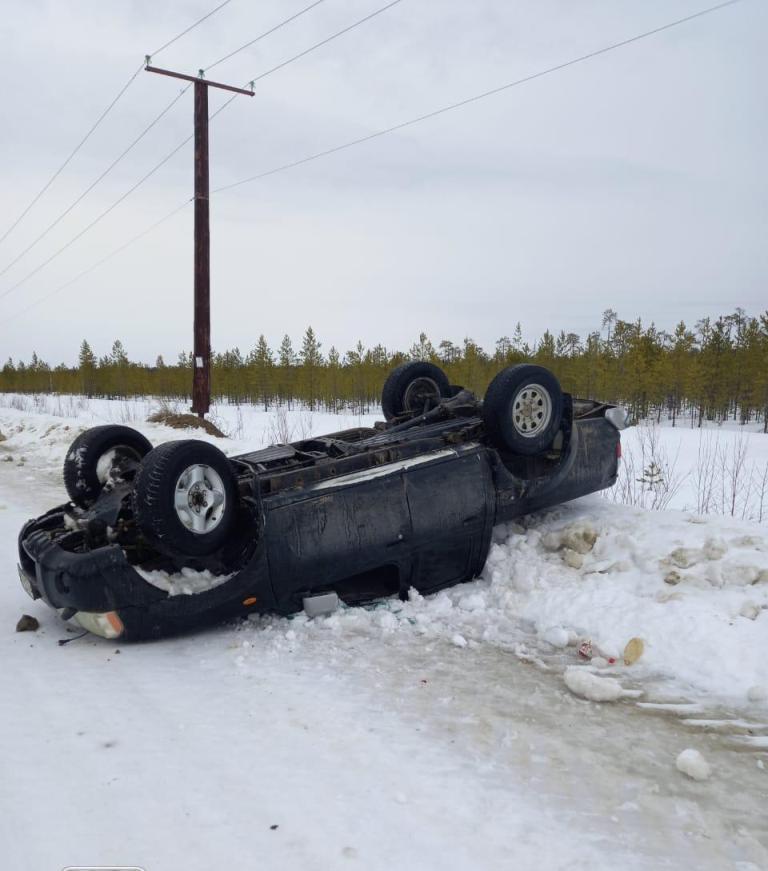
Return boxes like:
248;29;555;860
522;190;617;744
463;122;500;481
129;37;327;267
145;61;253;418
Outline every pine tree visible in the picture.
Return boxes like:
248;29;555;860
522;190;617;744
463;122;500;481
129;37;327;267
278;335;296;367
409;332;435;361
299;326;323;367
78;340;97;396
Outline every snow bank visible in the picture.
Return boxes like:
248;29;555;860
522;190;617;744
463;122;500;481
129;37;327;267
237;497;768;709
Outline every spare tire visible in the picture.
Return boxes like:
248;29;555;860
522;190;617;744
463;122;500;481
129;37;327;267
482;364;563;456
64;425;153;507
381;362;451;421
133;440;238;558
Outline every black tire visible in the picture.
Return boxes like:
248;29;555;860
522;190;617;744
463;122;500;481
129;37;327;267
381;362;451;421
482;364;563;456
133;440;238;559
64;425;153;507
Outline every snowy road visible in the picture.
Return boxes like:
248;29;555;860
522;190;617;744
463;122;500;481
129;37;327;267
1;408;768;870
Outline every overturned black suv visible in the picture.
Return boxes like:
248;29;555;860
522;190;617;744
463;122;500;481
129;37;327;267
17;363;626;640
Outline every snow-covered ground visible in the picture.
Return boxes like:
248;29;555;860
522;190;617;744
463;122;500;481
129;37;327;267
1;397;768;870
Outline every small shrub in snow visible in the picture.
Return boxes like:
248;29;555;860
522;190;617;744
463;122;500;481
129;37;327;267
675;749;711;781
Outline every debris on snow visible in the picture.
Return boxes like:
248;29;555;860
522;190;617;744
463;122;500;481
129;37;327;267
664;570;682;585
16;614;39;632
623;638;645;666
563;667;624;702
676;749;712;781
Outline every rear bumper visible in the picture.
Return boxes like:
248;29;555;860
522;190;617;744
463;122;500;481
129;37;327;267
494;417;619;521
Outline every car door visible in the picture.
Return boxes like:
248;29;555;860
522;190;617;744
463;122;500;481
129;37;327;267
403;447;493;592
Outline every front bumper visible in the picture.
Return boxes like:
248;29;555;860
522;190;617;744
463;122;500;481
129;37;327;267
19;517;167;613
16;506;268;640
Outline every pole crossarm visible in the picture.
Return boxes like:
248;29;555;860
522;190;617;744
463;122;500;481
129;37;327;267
145;64;254;96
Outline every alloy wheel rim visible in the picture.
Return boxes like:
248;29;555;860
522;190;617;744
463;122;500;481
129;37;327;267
174;463;227;534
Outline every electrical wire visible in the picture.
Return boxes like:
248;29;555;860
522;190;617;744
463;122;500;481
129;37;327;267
213;0;746;195
0;85;192;280
244;0;403;87
149;0;234;58
2;0;746;323
3;201;192;325
0;136;194;303
0;0;233;252
0;0;406;303
203;0;327;74
0;63;143;250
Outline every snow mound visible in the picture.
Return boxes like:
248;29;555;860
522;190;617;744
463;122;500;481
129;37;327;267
135;565;234;596
676;748;712;781
563;666;624;702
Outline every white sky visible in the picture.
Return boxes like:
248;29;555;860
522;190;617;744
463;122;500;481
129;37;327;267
1;0;765;364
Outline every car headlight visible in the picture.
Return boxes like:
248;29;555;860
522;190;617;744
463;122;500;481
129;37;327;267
605;406;629;430
73;610;124;639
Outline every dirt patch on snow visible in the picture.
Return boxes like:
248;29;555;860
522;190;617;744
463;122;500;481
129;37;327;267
147;411;225;438
0;430;6;443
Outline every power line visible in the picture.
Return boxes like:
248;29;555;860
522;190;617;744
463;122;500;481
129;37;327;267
0;64;143;250
0;0;406;304
0;0;234;254
0;85;192;280
149;0;234;58
3;201;192;325
0;137;194;303
3;0;745;323
203;0;327;74
245;0;403;87
213;0;746;196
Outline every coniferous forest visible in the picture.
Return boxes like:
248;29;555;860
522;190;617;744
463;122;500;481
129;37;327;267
2;309;768;430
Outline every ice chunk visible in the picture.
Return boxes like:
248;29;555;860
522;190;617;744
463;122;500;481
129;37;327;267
563;667;624;702
747;685;768;703
542;626;570;648
675;748;711;781
561;549;584;569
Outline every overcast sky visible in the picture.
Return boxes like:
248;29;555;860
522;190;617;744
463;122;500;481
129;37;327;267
1;0;765;364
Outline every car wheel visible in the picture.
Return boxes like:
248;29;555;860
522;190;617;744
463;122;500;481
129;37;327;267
482;364;563;456
133;440;238;558
64;425;153;507
381;362;451;421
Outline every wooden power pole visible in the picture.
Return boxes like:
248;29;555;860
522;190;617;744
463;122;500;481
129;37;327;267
145;62;253;418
